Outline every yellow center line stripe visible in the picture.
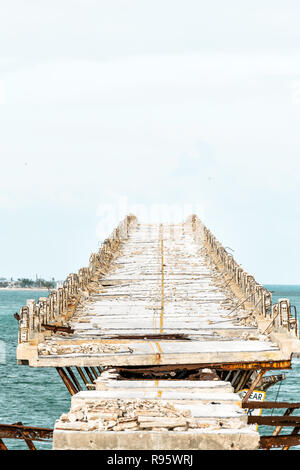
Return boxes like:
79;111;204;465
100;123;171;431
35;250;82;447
160;236;164;333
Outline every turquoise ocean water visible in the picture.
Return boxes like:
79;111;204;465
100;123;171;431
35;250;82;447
0;290;70;450
0;286;300;450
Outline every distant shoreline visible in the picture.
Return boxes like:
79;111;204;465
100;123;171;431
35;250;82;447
0;287;50;291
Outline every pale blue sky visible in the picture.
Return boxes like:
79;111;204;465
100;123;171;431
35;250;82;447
0;1;300;283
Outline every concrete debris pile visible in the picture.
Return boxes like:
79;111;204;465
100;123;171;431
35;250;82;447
55;397;247;433
53;378;262;449
55;373;250;434
38;341;132;356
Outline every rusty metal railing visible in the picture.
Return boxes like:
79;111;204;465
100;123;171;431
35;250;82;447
0;422;53;450
242;401;300;450
16;215;137;346
189;215;297;338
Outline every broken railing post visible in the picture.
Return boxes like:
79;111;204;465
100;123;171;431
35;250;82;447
188;215;297;338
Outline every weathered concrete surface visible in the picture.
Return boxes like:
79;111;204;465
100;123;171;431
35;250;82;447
53;429;260;450
95;378;234;393
17;219;300;368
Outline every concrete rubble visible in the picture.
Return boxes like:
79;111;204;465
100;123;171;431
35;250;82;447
37;341;132;356
53;374;260;450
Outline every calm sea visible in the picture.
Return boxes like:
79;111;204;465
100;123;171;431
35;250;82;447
0;286;300;450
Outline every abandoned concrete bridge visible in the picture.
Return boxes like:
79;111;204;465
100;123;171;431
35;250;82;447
10;215;300;450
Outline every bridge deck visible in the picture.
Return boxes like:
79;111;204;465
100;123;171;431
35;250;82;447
16;215;300;449
24;222;286;368
53;378;260;450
